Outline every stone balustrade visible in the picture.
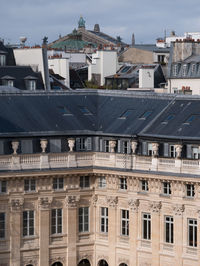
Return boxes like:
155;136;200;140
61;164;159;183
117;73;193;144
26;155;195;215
0;152;199;175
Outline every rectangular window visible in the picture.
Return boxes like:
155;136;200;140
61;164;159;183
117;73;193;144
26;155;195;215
182;64;187;77
165;216;173;243
80;176;90;189
100;207;108;233
0;55;6;66
147;143;153;156
24;179;36;192
28;80;36;91
163;182;171;195
192;147;200;159
51;209;62;234
76;138;86;151
79;207;89;233
186;184;195;198
0;181;7;194
173;65;178;76
170;145;176;158
99;176;106;188
188;219;197;247
121;209;129;236
53;177;64;190
23;210;34;237
0;213;5;239
119;178;127;190
141;180;148;192
122;141;128;154
104;140;109;152
142;213;151;240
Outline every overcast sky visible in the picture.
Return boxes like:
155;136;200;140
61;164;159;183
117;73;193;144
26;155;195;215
1;0;200;45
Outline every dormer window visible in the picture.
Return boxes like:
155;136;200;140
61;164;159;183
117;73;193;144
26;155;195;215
182;64;187;77
0;54;6;66
1;76;15;87
24;76;37;90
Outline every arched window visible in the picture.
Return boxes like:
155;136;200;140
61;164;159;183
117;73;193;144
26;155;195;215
98;260;108;266
26;265;33;266
119;264;128;266
78;259;91;266
52;262;63;266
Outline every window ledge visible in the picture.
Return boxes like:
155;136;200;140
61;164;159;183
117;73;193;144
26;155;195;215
183;196;195;200
23;235;37;240
159;193;171;198
138;191;149;195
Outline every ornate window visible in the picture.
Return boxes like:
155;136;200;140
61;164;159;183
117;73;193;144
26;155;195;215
98;176;106;188
100;207;108;233
186;184;195;198
163;182;171;195
165;216;173;243
188;219;197;247
142;213;151;240
141;180;148;192
23;210;34;236
53;177;64;190
121;209;129;236
24;179;36;192
80;176;90;189
119;178;127;190
79;207;89;233
0;213;5;239
51;209;62;234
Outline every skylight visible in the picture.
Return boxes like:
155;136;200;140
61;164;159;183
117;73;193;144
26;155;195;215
185;115;198;123
79;106;92;115
163;114;175;122
57;106;72;116
119;109;134;119
139;110;153;119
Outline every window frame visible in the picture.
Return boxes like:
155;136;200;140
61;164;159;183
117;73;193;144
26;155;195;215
100;207;108;234
186;184;195;198
142;213;151;240
24;179;36;192
51;208;62;235
0;180;7;194
121;209;129;236
79;207;89;233
164;215;173;244
52;177;64;190
23;210;34;237
98;176;106;188
188;218;197;247
80;176;90;189
162;182;171;196
141;180;149;192
119;178;127;190
0;212;5;239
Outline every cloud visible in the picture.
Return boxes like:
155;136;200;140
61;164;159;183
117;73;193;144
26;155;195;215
1;0;200;45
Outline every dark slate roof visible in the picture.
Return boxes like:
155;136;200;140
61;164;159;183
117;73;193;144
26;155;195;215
0;66;44;90
1;90;200;141
132;44;170;53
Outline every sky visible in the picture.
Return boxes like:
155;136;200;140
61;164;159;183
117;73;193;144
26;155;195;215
1;0;200;46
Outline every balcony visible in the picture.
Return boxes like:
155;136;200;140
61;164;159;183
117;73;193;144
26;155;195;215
0;152;200;176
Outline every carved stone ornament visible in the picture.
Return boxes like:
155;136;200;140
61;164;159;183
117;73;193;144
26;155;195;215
128;198;140;212
91;194;98;206
9;198;24;211
197;209;200;219
65;195;80;207
97;255;109;263
149;201;162;213
118;257;129;265
175;144;182;158
152;142;159;157
78;253;92;264
131;140;137;154
12;141;19;155
49;256;65;265
68;138;75;152
109;140;116;153
38;197;52;210
23;256;38;266
173;204;185;215
106;196;118;207
40;139;48;153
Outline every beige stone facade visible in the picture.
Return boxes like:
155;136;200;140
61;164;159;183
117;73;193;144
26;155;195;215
1;151;200;266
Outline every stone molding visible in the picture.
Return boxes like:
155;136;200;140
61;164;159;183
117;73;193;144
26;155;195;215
23;256;38;266
128;198;140;212
9;198;24;211
65;195;80;208
118;257;129;265
38;196;53;210
173;204;185;215
106;196;118;208
78;253;92;264
149;201;162;213
97;255;109;263
49;256;65;265
91;194;98;206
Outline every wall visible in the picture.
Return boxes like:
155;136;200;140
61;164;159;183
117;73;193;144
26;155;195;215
119;47;154;64
14;48;50;90
139;68;154;88
168;78;200;95
48;58;70;87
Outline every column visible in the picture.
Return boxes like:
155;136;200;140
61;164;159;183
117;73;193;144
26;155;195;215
65;195;80;266
150;201;162;266
107;196;118;266
9;198;24;266
38;197;52;266
128;199;140;266
91;194;98;265
173;204;184;266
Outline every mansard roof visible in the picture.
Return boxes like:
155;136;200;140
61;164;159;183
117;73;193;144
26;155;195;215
0;90;200;140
